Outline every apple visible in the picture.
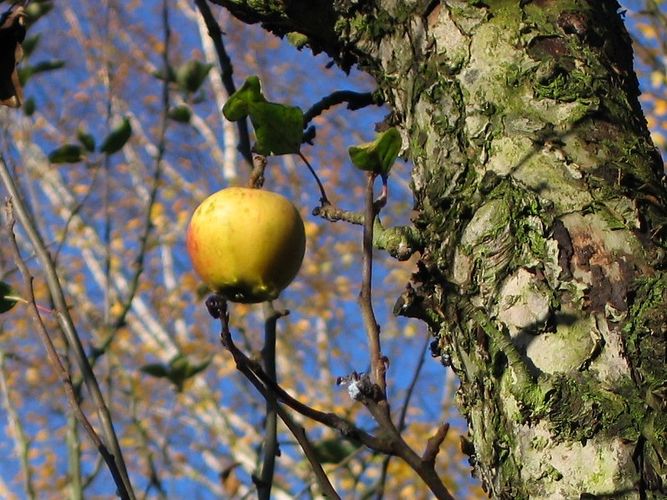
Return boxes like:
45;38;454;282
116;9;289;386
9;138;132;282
186;187;306;303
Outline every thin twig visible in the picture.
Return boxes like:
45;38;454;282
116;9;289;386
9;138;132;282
298;151;329;205
3;200;132;500
193;0;252;165
102;4;114;326
303;90;379;126
53;163;101;264
354;174;454;500
206;296;393;454
276;405;341;499
110;0;171;333
359;173;386;395
0;351;36;500
375;331;432;499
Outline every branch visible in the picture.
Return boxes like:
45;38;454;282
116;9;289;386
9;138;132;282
205;296;394;454
298;151;329;205
109;0;171;334
375;331;432;499
194;0;252;165
255;303;286;499
359;173;386;396
0;162;135;499
274;404;341;499
303;90;379;126
0;351;36;500
312;205;422;261
351;174;454;500
3;200;132;500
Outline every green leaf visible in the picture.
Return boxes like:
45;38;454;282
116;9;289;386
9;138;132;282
19;60;65;85
76;129;96;152
222;76;304;155
30;60;66;74
176;60;213;94
222;75;265;122
48;144;84;164
152;65;176;83
140;363;170;378
312;437;361;464
22;35;41;58
167;354;211;392
348;127;401;176
23;97;35;116
0;282;20;314
183;357;212;379
168;105;192;123
100;117;132;155
286;32;309;49
249;101;304;155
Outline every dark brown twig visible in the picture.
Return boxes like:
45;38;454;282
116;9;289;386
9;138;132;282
376;331;433;499
354;173;454;500
205;296;392;453
255;303;285;499
359;172;386;396
303;90;379;126
298;151;329;205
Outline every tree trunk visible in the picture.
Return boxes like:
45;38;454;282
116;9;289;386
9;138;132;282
211;0;667;497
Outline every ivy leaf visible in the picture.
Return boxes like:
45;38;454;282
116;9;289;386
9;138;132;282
100;117;132;155
0;281;20;314
249;101;304;155
222;75;265;122
168;105;192;123
176;60;213;94
76;129;96;152
48;144;83;164
348;127;401;176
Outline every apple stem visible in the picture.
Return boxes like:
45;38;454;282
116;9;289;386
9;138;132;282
248;154;267;188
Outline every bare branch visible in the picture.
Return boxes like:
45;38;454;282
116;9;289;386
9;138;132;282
194;0;252;166
3;199;132;500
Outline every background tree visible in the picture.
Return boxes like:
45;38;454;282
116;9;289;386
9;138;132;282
0;0;665;498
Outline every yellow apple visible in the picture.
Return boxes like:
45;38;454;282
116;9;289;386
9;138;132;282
186;187;306;303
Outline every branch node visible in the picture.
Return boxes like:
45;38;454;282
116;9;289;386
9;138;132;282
422;422;450;464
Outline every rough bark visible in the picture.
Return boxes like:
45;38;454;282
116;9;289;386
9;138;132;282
210;0;667;497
